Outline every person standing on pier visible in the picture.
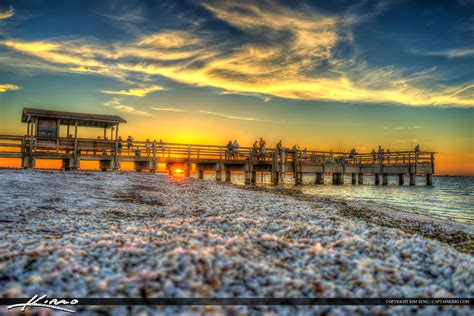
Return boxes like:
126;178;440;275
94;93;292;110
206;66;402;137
159;139;166;157
145;139;151;157
127;136;133;155
226;141;232;159
378;146;385;163
415;144;420;159
232;140;240;158
276;140;283;154
386;148;391;163
259;138;266;160
252;141;259;160
372;149;376;163
350;148;357;163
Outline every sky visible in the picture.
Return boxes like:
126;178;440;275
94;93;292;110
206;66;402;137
0;0;472;174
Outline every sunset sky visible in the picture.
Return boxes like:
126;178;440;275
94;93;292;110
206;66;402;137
0;0;472;174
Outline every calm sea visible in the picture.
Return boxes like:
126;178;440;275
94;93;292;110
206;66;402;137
193;173;474;224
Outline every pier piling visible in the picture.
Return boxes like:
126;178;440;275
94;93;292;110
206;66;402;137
409;173;416;186
399;174;404;185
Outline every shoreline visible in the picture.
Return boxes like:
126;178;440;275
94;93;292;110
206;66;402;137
230;183;474;254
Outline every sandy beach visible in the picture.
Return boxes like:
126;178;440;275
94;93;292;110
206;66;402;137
0;170;473;315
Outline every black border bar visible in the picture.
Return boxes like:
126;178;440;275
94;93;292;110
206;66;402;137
1;298;472;306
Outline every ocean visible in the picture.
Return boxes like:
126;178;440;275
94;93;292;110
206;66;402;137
193;173;474;224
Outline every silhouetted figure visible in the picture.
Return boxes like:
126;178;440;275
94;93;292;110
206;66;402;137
145;139;151;156
127;136;133;155
118;136;123;154
378;146;384;163
259;138;266;160
232;140;239;158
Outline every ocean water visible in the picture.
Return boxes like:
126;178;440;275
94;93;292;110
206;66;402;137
194;173;474;224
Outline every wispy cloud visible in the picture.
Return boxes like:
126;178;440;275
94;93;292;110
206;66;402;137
0;84;20;92
104;98;151;116
410;66;437;77
199;110;281;123
384;126;425;130
0;0;472;108
412;47;474;59
150;107;185;112
100;85;165;97
0;6;14;19
219;90;272;102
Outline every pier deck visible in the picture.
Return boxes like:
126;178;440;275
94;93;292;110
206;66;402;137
0;135;435;185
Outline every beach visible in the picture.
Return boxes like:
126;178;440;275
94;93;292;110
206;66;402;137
0;170;473;314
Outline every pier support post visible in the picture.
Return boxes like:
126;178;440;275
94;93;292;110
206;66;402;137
399;174;404;185
113;157;121;171
358;173;363;185
375;173;380;185
315;173;324;185
273;172;279;185
22;156;35;169
198;170;204;179
351;173;357;185
426;174;433;186
338;174;344;185
251;171;257;185
332;173;343;185
382;173;388;186
216;170;222;182
409;173;416;186
185;163;191;177
225;171;231;182
61;158;73;171
245;162;251;185
295;172;303;185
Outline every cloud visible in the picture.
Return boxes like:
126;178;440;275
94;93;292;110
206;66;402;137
198;110;281;123
384;126;425;130
219;90;272;102
100;85;165;97
0;0;472;108
410;66;437;77
412;47;474;59
150;107;185;112
0;6;14;19
0;84;20;92
104;98;152;116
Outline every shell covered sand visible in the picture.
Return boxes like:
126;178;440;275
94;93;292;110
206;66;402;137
0;170;473;315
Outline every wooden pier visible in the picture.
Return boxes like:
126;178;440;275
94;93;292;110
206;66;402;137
0;108;435;186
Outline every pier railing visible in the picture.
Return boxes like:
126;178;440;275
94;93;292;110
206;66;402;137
0;135;434;166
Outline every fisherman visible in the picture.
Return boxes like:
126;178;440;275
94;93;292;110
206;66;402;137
372;149;376;163
414;144;420;159
386;148;391;163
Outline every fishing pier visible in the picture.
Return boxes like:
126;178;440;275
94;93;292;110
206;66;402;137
0;108;435;185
